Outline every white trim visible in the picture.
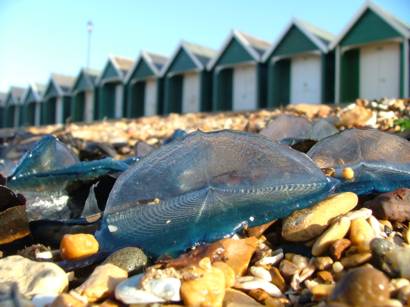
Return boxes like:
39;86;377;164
339;37;402;53
270;50;322;63
207;30;262;70
124;50;164;84
262;19;329;63
404;38;409;97
160;41;205;77
330;1;410;50
215;60;256;73
335;46;341;104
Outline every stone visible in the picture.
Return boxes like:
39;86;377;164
330;266;390;306
269;267;286;292
340;253;372;268
246;220;276;237
341;167;355;180
329;238;352;260
103;247;148;274
235;277;282;297
364;188;410;222
223;289;263;307
213;262;235;288
0;205;30;244
250;266;272;282
50;293;86;307
312;217;351;256
180;258;226;307
0;255;68;298
311;284;335;300
349;218;375;252
286;104;332;119
317;270;334;283
339;104;374;128
313;256;334;271
282;192;358;242
0;283;34;307
73;263;127;303
279;259;299;278
60;233;99;260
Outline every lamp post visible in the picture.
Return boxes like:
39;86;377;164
86;20;93;69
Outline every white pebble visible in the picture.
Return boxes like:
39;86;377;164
250;266;272;282
236;278;282;297
32;294;57;307
256;252;283;266
368;215;384;238
344;208;372;221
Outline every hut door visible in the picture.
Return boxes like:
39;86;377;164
85;91;94;122
290;55;321;104
182;72;200;113
233;64;257;111
360;43;399;99
56;97;63;124
145;79;157;116
114;84;123;118
35;103;41;126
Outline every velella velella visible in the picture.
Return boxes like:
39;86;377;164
260;115;338;145
96;130;336;258
307;128;410;195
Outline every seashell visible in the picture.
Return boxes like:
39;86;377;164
308;128;410;195
97;130;335;257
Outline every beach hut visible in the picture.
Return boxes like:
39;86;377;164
125;51;168;117
71;68;100;122
0;92;6;128
4;87;25;128
42;74;75;125
97;56;134;120
208;30;271;111
263;19;335;107
332;2;410;102
162;41;216;114
22;83;45;126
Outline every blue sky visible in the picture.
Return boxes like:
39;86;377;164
0;0;409;93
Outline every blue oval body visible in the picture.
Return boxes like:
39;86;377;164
308;128;410;195
97;130;335;258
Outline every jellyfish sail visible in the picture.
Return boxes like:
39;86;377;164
97;130;335;257
307;128;410;195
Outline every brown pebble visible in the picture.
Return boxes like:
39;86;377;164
313;256;334;271
212;261;235;288
51;293;86;307
60;233;99;260
279;259;299;278
223;289;264;307
0;205;30;244
349;218;375;252
340;253;372;268
311;284;335;300
329;239;352;260
269;267;286;292
342;167;355;180
247;220;276;237
248;288;270;302
317;270;334;283
330;266;390;306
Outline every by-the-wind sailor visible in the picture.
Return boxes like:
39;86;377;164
307;128;410;195
97;130;335;258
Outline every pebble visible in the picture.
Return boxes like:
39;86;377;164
340;252;372;268
250;266;272;282
0;205;30;244
235;277;282;297
279;259;299;278
330;266;390;306
59;233;99;260
269;267;286;291
223;289;264;307
349;218;375;251
332;261;344;274
0;255;68;298
311;284;335;300
212;261;235;288
317;270;334;283
50;293;86;307
103;247;148;273
339;104;374;128
329;239;351;260
364;188;410;222
373;242;410;278
73;263;127;303
341;167;355;180
282;192;358;242
180;258;226;307
312;217;351;256
219;237;258;276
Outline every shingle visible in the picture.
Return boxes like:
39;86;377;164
237;31;271;56
182;41;218;66
51;73;75;94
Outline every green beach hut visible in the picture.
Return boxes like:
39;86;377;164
4;87;25;128
0;92;6;128
125;51;168;117
162;41;217;114
332;2;410;102
263;19;335;107
42;74;75;125
22;83;45;126
208;30;271;111
96;56;134;120
71;68;100;122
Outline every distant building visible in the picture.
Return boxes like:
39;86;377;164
71;68;100;122
22;83;45;126
125;51;168;117
263;19;335;106
97;56;134;120
208;30;270;111
162;42;216;114
42;74;75;125
4;86;25;128
332;2;410;102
